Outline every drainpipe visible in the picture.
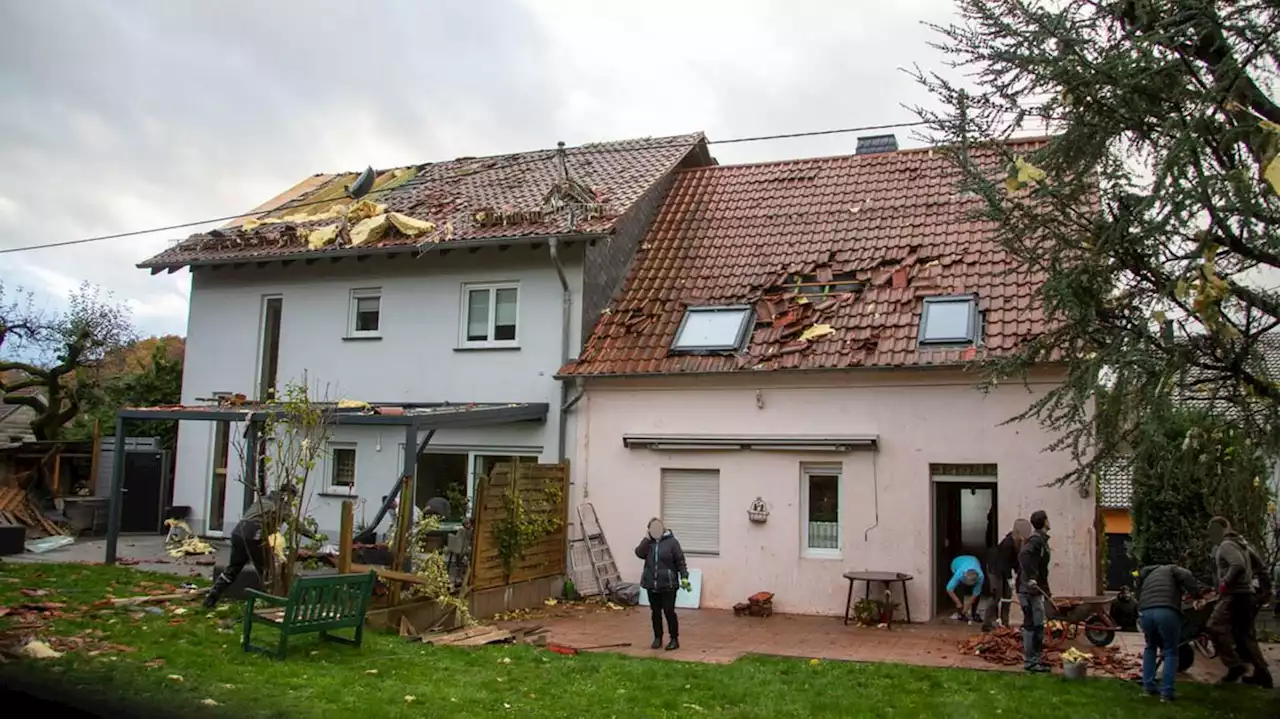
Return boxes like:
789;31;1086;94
550;141;577;463
549;235;573;462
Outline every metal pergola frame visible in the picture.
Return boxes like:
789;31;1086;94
105;402;549;564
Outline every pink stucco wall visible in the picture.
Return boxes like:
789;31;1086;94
571;369;1095;619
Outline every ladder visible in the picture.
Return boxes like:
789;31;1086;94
576;502;621;597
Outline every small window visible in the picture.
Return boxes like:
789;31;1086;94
461;283;519;348
802;464;841;557
348;289;381;338
670;306;752;353
660;469;720;555
919;295;979;345
329;444;357;491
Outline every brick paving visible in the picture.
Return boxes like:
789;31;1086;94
515;606;1280;685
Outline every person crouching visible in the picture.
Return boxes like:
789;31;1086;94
204;484;317;608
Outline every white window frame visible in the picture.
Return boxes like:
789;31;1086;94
327;442;358;493
801;463;843;559
459;282;520;349
347;288;382;339
659;468;720;556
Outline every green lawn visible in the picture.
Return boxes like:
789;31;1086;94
1;563;1276;718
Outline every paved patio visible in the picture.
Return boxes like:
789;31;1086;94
514;605;1280;684
3;535;229;578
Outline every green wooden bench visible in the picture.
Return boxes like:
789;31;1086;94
242;571;376;660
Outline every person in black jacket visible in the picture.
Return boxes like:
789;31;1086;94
1016;510;1052;672
635;518;690;651
1135;561;1206;702
204;484;317;608
982;518;1032;632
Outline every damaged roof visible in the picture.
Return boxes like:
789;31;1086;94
559;137;1051;377
139;133;708;270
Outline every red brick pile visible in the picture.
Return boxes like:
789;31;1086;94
957;627;1140;679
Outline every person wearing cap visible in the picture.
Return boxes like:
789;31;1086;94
946;554;985;622
1017;509;1052;672
204;484;318;608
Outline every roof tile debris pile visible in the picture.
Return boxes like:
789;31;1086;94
561;137;1051;377
140;133;706;270
957;627;1139;678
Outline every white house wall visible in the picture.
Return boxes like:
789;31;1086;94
173;247;585;535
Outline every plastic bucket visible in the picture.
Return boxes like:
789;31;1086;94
1063;661;1087;680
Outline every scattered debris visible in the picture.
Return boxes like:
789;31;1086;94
0;485;67;538
957;627;1139;678
418;623;548;647
20;640;62;659
200;699;220;707
546;641;631;656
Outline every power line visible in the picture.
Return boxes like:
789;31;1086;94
0;120;931;256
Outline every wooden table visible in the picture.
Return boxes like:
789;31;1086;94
843;570;913;625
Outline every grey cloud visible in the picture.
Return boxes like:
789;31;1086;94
0;0;959;341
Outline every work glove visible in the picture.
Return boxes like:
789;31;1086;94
680;578;692;592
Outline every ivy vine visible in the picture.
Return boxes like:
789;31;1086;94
492;476;563;582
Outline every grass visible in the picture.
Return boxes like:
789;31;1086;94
1;562;1277;719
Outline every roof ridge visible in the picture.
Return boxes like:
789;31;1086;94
306;132;708;178
673;134;1056;175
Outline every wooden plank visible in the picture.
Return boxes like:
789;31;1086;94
88;419;101;496
389;476;411;606
338;500;354;574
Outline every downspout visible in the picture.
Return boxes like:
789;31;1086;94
551;141;578;463
549;237;578;462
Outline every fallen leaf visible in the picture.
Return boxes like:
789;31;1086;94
20;588;49;597
143;659;166;669
365;669;379;675
404;695;416;703
499;657;511;665
200;699;220;707
167;674;184;682
543;598;558;607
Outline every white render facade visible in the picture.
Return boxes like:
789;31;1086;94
173;246;587;537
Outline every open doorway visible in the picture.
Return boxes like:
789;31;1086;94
932;467;998;615
415;452;539;521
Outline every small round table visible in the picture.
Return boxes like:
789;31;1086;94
842;570;914;625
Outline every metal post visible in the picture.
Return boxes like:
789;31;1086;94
104;417;126;564
402;423;417;513
242;420;259;511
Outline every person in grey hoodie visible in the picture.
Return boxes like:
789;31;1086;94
1207;516;1273;687
635;518;690;651
1135;560;1206;702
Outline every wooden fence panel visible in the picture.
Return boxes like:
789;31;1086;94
470;460;569;591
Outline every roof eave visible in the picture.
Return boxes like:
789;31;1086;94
136;230;612;273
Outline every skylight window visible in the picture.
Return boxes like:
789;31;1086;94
919;295;980;345
671;306;753;353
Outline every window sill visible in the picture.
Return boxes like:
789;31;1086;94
802;551;843;561
343;335;382;342
318;491;358;499
454;344;521;352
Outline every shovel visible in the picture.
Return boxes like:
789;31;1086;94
546;642;631;656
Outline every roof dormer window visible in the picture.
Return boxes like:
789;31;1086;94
919;295;980;345
671;306;753;353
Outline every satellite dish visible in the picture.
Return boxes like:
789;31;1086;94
347;166;376;199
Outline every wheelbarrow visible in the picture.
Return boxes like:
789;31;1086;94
1045;595;1119;647
1152;595;1218;674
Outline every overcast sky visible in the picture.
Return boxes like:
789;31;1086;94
0;0;959;340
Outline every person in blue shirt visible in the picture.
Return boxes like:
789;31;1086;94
946;554;985;621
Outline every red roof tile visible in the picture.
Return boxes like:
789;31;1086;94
139;133;706;269
560;138;1052;377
